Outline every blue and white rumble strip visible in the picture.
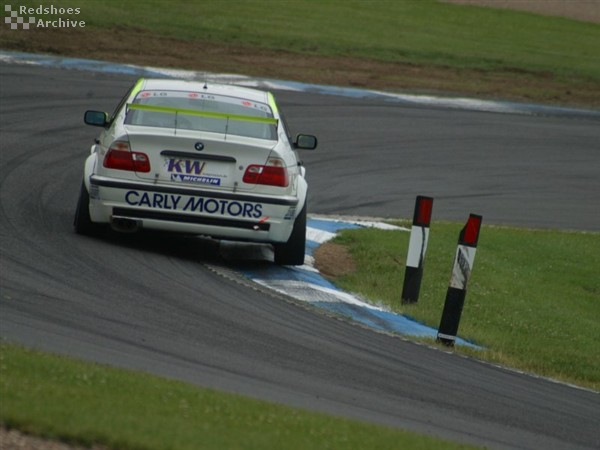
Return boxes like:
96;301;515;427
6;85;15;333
2;50;599;119
243;217;479;347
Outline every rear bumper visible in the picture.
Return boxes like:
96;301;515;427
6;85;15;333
88;175;299;242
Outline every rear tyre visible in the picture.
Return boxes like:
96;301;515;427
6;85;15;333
274;202;307;266
74;181;103;236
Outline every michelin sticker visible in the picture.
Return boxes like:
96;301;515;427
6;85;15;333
171;174;221;185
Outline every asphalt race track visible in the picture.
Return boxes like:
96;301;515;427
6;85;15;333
1;62;599;449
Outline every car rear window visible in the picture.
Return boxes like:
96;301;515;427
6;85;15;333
125;90;277;140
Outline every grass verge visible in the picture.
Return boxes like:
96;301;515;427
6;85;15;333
1;0;599;107
0;343;477;450
328;222;600;391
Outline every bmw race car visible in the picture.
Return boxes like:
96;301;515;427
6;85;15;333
74;78;317;265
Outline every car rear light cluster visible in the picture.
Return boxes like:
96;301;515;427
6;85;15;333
103;141;151;173
243;158;289;187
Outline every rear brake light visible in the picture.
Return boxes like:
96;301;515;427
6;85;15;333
243;158;289;187
103;141;150;173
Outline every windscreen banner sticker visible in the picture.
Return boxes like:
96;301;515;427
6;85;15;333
124;191;263;218
165;158;226;186
135;90;272;113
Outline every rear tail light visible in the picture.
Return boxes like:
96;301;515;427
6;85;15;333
103;141;151;173
243;158;289;187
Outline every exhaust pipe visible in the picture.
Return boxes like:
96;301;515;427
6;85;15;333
110;217;141;233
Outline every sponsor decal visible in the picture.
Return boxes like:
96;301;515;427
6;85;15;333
450;246;473;290
124;191;263;218
165;158;227;185
456;248;471;282
170;174;221;186
283;206;296;220
166;158;206;174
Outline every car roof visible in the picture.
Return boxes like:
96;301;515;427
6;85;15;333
139;78;271;104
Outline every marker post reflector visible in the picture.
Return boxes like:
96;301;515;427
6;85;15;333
401;196;434;304
437;214;482;346
460;214;482;247
414;196;433;227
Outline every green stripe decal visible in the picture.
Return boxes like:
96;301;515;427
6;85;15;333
128;103;278;125
130;78;145;97
268;92;279;115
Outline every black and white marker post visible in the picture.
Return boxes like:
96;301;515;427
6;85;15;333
401;196;434;304
437;214;482;346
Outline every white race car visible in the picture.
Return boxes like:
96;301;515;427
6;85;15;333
74;78;317;265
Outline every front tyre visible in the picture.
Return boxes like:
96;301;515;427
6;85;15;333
274;202;306;266
73;181;103;236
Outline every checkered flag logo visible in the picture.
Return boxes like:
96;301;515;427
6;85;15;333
4;5;36;30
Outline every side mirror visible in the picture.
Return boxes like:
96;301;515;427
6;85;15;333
294;134;317;150
84;110;109;127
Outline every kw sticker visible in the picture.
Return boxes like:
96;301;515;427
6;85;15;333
166;159;205;174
